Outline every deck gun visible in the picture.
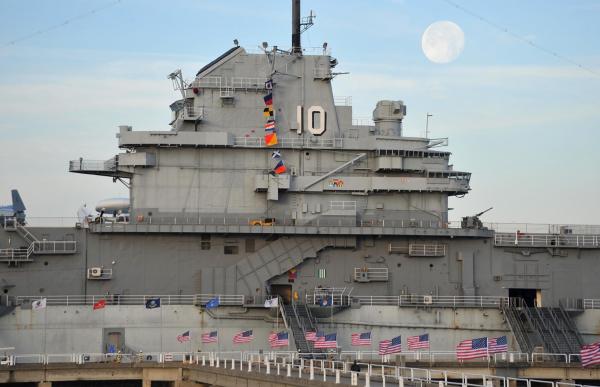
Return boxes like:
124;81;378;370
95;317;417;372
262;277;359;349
461;207;493;229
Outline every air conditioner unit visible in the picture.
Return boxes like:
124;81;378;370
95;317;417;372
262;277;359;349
90;267;102;277
423;295;433;305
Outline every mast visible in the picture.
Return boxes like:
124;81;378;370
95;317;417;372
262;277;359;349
292;0;301;54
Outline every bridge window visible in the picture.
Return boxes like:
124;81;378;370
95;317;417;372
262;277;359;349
224;245;239;255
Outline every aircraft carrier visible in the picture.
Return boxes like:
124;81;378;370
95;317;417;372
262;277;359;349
1;0;599;362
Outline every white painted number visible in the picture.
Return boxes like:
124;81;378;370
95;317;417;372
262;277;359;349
294;105;327;136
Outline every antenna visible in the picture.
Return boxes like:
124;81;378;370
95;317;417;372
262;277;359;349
425;113;433;138
167;69;187;99
301;10;316;33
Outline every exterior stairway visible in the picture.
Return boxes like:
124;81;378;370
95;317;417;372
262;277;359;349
0;218;77;265
283;303;324;357
526;306;583;354
502;299;583;354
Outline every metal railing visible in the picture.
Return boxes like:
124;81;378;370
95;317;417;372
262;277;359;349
3;350;600;387
408;244;446;257
233;136;343;149
334;96;352;106
69;158;116;172
32;240;77;254
307;295;511;308
495;233;600;248
583;299;600;309
353;267;389;282
7;294;245;307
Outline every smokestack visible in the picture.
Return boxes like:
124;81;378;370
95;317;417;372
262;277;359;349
292;0;301;54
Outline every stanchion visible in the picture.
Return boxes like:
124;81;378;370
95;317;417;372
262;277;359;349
216;357;220;368
365;373;370;387
336;369;340;384
310;360;314;380
351;371;358;386
323;368;327;381
287;363;292;377
267;362;271;374
248;360;252;372
277;363;280;375
231;358;235;370
399;376;404;387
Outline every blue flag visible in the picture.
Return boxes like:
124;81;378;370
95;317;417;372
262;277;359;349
145;298;161;309
206;297;220;309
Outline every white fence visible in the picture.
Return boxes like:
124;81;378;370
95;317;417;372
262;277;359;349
2;351;598;387
8;293;245;307
305;294;510;309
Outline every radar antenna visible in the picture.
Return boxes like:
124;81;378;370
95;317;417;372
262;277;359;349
300;10;316;33
167;69;187;99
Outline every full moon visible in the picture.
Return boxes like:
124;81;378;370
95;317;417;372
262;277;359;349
421;21;465;64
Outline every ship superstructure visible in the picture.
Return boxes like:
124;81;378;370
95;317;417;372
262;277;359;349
1;0;600;360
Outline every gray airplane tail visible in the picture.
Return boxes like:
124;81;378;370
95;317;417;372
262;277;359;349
11;190;26;212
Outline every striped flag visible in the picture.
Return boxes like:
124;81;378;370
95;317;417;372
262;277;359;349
379;336;402;355
305;331;324;342
351;332;372;346
314;333;337;349
407;334;430;350
581;343;600;367
269;331;289;348
456;337;488;360
177;330;191;343
265;120;276;130
201;331;218;343
233;330;254;344
488;336;508;354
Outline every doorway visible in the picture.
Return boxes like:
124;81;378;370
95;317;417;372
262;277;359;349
508;288;539;307
103;328;125;353
270;284;292;304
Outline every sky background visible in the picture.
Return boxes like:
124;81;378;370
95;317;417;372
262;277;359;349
0;0;599;225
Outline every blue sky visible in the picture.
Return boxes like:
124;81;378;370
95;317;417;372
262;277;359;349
0;0;599;225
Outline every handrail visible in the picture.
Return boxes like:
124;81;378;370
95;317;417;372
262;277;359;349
5;350;600;387
277;296;289;330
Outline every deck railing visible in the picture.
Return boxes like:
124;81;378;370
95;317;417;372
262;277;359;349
6;294;245;307
495;233;600;248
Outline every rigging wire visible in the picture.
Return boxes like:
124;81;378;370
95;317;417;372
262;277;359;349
3;0;122;47
440;0;600;78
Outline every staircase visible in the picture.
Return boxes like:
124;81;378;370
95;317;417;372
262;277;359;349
283;303;324;357
527;306;583;354
502;299;583;354
0;218;77;265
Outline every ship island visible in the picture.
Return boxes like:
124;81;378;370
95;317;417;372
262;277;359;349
1;1;600;386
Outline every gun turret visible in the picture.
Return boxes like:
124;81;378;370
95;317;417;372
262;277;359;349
461;207;493;230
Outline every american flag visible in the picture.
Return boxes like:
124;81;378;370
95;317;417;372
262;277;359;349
233;330;254;344
177;330;191;343
488;336;508;354
351;332;372;346
581;343;600;367
269;331;289;348
201;330;218;343
379;336;402;355
456;337;488;360
305;331;324;342
314;333;337;349
407;334;430;350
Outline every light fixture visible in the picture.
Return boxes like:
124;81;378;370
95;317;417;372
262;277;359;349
262;41;268;49
233;39;239;47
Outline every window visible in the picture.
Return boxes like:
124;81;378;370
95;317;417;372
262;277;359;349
245;239;255;253
200;235;210;250
224;245;239;255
